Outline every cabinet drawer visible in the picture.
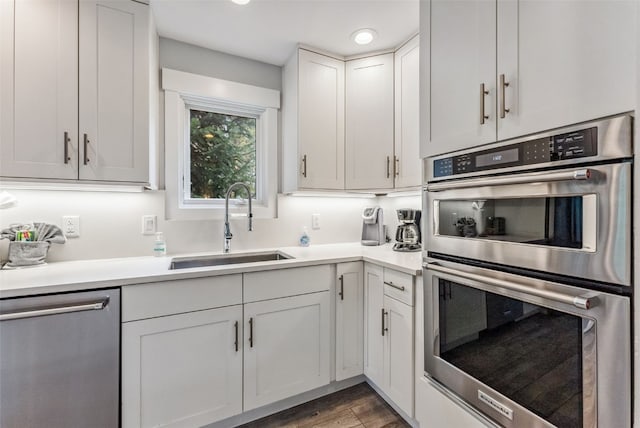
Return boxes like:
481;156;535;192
122;275;242;322
383;268;414;306
244;265;331;303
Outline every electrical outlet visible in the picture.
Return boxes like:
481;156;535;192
142;215;157;235
62;216;80;238
311;213;321;230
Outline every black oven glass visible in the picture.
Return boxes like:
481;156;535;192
438;196;583;249
438;280;583;427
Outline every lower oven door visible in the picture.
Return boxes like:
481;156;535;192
423;259;630;428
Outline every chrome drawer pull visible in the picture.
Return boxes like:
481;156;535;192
425;263;596;310
427;168;592;192
384;281;405;291
0;298;108;321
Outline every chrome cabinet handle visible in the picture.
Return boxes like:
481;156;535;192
427;168;592;192
63;131;71;164
425;262;596;310
248;317;254;348
500;74;510;119
83;133;90;165
234;320;239;352
394;156;400;177
301;155;307;178
338;275;344;300
480;83;489;124
384;281;405;292
0;298;108;321
386;156;391;178
381;308;388;336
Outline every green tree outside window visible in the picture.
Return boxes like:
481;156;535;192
189;109;257;199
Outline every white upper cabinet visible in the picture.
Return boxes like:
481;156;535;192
79;0;149;182
496;0;636;141
1;0;79;179
394;35;421;189
283;48;345;191
426;0;636;157
429;0;497;156
0;0;149;183
345;53;394;190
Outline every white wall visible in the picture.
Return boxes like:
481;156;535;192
0;190;381;262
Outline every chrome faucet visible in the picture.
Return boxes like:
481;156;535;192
224;182;253;253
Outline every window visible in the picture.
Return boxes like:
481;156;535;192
187;108;257;201
162;69;279;220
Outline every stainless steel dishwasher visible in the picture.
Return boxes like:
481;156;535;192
0;288;120;428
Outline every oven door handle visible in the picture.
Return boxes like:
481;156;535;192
425;262;596;310
427;168;591;192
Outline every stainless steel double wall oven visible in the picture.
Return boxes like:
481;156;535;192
422;115;633;428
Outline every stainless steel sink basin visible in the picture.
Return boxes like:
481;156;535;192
169;251;293;270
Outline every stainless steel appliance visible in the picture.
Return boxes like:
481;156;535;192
393;208;422;252
423;258;630;428
0;288;120;427
425;114;632;287
361;206;385;246
422;114;633;427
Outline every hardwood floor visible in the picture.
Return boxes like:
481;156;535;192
238;383;410;428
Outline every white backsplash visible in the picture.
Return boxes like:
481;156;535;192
0;189;420;262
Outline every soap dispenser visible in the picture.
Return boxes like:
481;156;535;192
154;232;167;256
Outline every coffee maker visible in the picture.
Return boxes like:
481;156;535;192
393;208;421;252
361;206;385;246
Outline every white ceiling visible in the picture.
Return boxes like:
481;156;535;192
150;0;419;66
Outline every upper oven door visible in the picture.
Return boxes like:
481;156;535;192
425;162;631;286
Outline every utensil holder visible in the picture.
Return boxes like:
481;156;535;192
6;241;50;267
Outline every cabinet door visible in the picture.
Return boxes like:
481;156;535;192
428;0;497;156
394;36;421;189
336;262;364;381
345;54;394;190
497;0;636;141
0;0;78;179
244;292;330;410
79;0;149;182
364;263;384;386
384;296;414;417
122;305;243;428
298;49;345;190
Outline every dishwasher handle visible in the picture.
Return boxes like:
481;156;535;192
0;297;109;321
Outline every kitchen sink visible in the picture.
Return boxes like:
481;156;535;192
169;251;293;270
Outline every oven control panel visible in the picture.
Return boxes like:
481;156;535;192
433;127;598;178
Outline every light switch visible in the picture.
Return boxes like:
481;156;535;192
142;215;157;235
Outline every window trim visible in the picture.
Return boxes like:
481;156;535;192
162;68;279;220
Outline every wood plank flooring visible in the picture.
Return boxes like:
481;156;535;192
238;383;410;428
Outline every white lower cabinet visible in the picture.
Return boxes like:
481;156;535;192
122;305;243;428
243;291;331;411
364;263;415;417
335;262;364;381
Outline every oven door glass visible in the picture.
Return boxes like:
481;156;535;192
438;278;587;428
436;196;593;250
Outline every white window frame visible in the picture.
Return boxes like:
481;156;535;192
162;68;279;220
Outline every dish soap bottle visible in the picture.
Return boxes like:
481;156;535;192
154;232;167;256
299;227;310;247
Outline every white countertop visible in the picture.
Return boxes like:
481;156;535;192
0;242;423;298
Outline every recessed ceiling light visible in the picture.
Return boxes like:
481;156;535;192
231;0;250;4
351;29;377;45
